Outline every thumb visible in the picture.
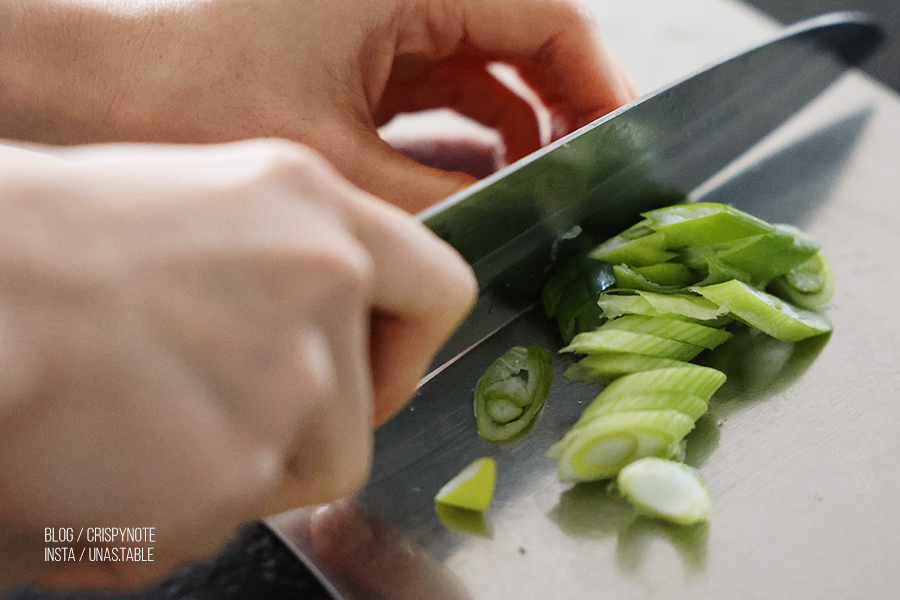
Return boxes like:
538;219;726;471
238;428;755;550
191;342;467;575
328;128;480;214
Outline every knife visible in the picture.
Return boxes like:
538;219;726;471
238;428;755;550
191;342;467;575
267;12;882;600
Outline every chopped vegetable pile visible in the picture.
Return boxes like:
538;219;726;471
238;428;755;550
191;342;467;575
543;201;834;523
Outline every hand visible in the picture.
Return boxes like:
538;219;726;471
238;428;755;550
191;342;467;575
0;0;638;212
0;139;476;588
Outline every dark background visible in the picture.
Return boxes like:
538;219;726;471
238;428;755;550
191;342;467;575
742;0;899;91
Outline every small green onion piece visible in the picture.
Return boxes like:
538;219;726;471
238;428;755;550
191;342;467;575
613;264;684;293
589;222;678;267
632;262;696;286
599;366;727;403
542;255;615;317
599;315;732;350
475;346;553;443
617;457;711;526
564;353;691;383
694;279;832;342
682;225;820;286
561;330;704;362
597;290;725;321
549;410;694;482
434;457;497;512
768;251;835;310
578;390;708;423
642;202;774;246
555;295;607;344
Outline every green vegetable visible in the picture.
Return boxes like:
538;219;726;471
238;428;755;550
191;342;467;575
617;457;711;525
435;458;496;512
549;410;694;482
598;290;726;321
475;346;553;443
641;202;774;246
598;366;726;402
768;251;835;309
588;221;677;266
578;390;709;423
561;330;705;362
599;315;732;349
564;353;690;383
542;255;616;342
694;279;832;341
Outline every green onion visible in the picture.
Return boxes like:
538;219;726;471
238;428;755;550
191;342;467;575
549;410;694;482
564;353;691;383
694;279;832;341
632;262;696;286
577;390;708;423
434;457;496;512
475;346;553;443
617;457;711;525
768;251;835;310
598;315;732;349
561;330;705;362
588;221;677;266
595;366;726;404
598;290;726;321
642;202;774;246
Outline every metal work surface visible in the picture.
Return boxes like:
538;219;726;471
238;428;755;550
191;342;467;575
272;1;900;598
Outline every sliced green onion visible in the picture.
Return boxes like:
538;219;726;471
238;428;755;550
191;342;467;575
599;315;732;350
475;346;553;443
564;353;691;383
694;279;832;342
588;221;677;266
632;263;696;286
542;255;615;318
549;410;694;482
598;290;726;322
578;390;708;423
599;366;726;403
642;202;774;246
682;225;820;286
617;457;711;525
561;330;704;362
768;251;835;310
613;264;684;293
434;457;496;512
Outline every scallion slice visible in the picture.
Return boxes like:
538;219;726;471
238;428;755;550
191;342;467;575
597;290;726;321
768;251;835;310
564;353;690;383
694;279;832;341
561;330;704;362
599;315;732;350
617;457;711;525
549;410;694;482
434;458;497;512
577;390;708;423
475;346;553;443
642;202;774;246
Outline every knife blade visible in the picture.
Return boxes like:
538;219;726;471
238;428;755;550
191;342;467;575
419;12;882;380
267;12;882;600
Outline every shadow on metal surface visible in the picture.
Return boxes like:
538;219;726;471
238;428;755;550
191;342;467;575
698;106;874;227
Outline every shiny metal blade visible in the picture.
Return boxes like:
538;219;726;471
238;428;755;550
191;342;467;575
420;12;882;376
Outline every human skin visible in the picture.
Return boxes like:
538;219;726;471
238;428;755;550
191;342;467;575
0;139;476;589
0;0;638;212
